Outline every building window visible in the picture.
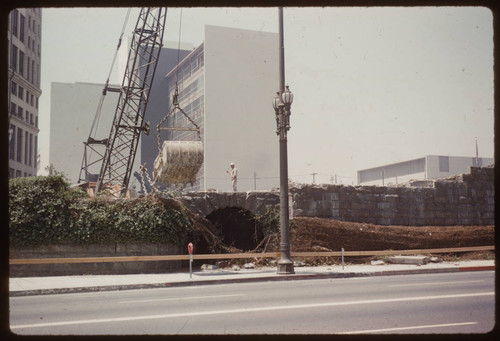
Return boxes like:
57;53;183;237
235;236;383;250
17;106;23;120
34;136;38;169
16;170;22;178
36;63;40;87
26;56;30;81
10;102;17;116
9;124;16;160
16;127;23;162
25;131;29;165
19;51;24;77
183;63;191;79
198;52;204;67
31;60;35;84
11;9;18;37
9;168;15;179
439;156;450;172
18;86;24;100
191;57;199;72
11;81;17;96
29;133;33;166
10;44;18;71
19;14;25;42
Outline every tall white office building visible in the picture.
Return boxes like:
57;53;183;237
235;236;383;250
157;25;280;192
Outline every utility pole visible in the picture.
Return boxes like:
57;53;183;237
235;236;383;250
311;172;317;184
254;171;257;190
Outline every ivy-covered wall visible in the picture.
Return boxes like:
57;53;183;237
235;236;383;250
8;175;192;248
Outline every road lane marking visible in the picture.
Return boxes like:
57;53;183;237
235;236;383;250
390;280;484;287
10;291;494;330
118;294;246;304
339;321;478;334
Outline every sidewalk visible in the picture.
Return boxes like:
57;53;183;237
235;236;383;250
9;260;495;296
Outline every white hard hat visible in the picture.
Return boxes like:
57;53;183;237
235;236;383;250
230;162;234;166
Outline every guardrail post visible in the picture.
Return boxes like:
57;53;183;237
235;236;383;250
341;247;345;270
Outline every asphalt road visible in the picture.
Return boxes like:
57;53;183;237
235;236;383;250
10;271;495;335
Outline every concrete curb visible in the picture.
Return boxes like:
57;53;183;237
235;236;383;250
9;265;494;297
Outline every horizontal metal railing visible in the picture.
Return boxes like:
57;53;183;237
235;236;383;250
9;245;494;265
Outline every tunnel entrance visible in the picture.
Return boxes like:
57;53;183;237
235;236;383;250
205;207;262;251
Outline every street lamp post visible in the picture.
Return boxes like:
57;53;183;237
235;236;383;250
272;7;294;275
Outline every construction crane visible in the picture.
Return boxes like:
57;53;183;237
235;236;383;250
78;8;167;196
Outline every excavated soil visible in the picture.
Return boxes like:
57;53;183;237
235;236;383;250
286;217;495;264
290;217;495;252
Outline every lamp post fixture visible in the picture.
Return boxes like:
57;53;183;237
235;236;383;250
273;7;294;275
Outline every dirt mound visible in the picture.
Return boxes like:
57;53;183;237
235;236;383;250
290;217;494;252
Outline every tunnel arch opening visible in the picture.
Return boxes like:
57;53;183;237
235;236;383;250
205;207;263;251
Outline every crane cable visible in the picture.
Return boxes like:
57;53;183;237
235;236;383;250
156;7;189;157
88;8;132;141
175;8;183;88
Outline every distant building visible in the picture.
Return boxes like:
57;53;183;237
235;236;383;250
49;81;120;184
48;45;192;185
154;25;280;192
357;155;495;185
8;8;42;178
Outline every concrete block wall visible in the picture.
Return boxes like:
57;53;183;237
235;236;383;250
10;243;182;277
291;167;494;226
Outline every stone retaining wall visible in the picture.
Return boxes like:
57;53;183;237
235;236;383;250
179;191;280;217
9;243;181;277
179;167;493;226
291;167;494;226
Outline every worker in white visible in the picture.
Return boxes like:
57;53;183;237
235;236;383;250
226;162;238;192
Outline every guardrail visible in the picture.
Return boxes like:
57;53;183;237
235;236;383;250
9;245;494;265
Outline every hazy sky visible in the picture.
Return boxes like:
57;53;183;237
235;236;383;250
39;7;494;185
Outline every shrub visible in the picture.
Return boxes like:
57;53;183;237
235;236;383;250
9;176;192;247
9;175;85;246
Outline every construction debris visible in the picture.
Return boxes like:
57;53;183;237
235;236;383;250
387;255;431;265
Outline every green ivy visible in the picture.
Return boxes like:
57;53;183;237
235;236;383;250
254;208;280;236
9;175;85;246
9;176;192;247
